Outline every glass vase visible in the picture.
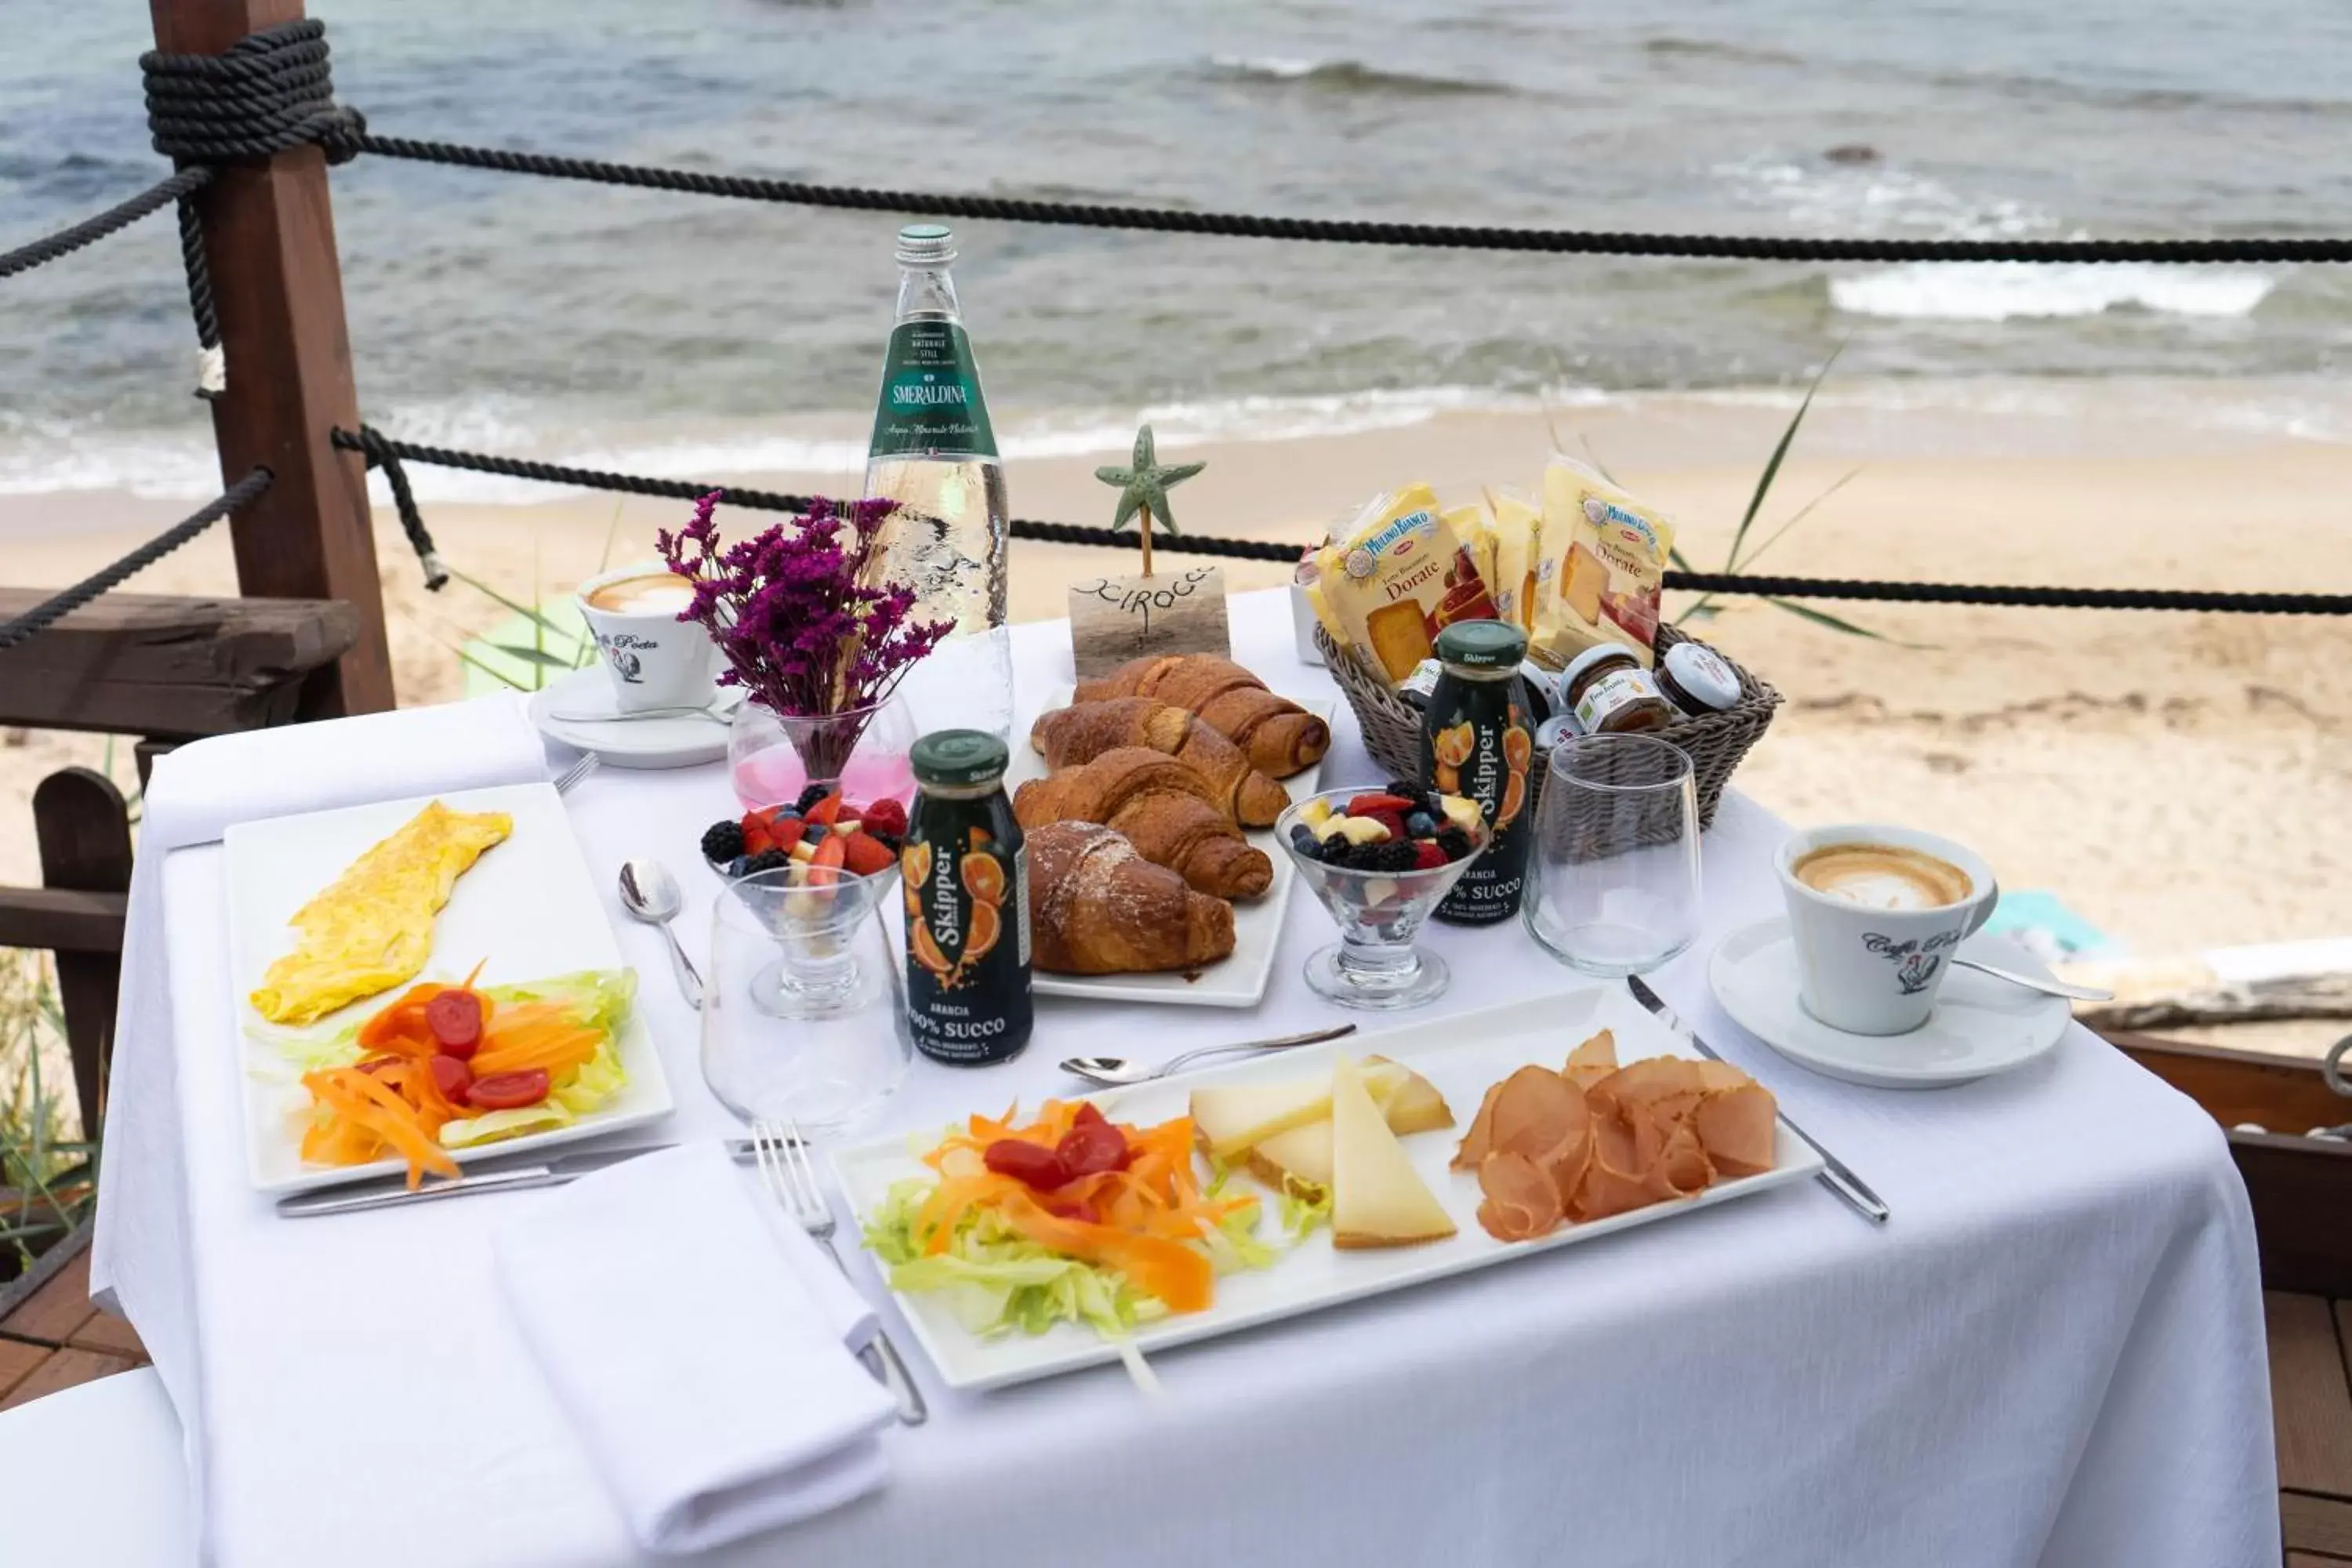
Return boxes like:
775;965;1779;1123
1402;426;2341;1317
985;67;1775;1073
728;692;918;812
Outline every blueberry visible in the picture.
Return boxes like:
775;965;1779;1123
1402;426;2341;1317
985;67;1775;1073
1404;811;1436;839
726;855;752;877
1288;823;1320;855
802;822;828;843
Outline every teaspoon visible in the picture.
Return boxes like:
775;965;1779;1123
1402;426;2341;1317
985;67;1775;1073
1062;1024;1358;1087
1949;955;2112;1002
618;858;704;1010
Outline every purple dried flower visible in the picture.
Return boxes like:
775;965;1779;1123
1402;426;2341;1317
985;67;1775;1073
655;490;950;723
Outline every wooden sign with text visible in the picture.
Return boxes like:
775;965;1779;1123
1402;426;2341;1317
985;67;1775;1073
1068;566;1230;680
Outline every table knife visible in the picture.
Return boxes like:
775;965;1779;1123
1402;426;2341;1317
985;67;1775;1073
278;1139;754;1218
1624;975;1890;1225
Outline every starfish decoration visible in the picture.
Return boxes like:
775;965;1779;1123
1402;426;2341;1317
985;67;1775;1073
1094;424;1204;578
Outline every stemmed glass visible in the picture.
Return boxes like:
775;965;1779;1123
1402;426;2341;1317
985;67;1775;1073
1276;788;1486;1011
1523;733;1702;977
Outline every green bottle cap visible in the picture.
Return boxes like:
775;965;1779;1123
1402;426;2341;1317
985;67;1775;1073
895;223;956;267
911;728;1008;788
1433;618;1527;671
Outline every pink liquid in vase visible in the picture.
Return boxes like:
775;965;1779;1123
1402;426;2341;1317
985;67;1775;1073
733;742;916;812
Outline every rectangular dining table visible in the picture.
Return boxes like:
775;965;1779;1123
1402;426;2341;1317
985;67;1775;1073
91;589;2278;1566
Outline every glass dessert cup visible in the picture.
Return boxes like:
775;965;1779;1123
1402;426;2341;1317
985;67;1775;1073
718;863;900;1019
1276;788;1488;1011
728;694;918;814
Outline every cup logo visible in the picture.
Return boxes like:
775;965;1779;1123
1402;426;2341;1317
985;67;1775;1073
1862;929;1960;995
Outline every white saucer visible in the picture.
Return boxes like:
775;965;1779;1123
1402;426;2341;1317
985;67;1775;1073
526;666;738;770
1708;915;2069;1089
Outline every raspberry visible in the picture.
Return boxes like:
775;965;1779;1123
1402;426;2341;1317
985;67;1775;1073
1410;840;1446;870
859;797;908;839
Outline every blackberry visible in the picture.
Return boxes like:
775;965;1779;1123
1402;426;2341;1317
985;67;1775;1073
1436;827;1474;862
1320;840;1357;869
794;782;833;814
700;820;745;862
744;848;791;875
1385;779;1425;800
1363;841;1417;873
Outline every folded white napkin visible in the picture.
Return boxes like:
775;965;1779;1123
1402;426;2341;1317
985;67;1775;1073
89;694;552;1465
493;1142;896;1555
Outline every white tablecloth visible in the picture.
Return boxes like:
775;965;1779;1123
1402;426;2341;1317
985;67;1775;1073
96;590;2277;1567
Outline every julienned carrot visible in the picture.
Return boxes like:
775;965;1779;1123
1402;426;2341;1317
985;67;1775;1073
909;1101;1256;1314
303;1067;459;1189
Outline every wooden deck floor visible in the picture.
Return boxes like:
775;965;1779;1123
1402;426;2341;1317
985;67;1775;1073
3;1239;2349;1559
2274;1290;2352;1564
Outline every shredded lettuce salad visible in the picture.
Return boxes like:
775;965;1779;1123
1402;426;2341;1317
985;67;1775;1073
862;1157;1280;1341
256;968;635;1147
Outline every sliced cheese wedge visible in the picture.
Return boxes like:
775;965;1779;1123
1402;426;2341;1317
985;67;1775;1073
1189;1078;1334;1158
1330;1054;1457;1250
1244;1057;1454;1195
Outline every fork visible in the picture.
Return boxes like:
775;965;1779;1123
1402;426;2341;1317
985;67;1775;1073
552;753;601;794
751;1117;928;1427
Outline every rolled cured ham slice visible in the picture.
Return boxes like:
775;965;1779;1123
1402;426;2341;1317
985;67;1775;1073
1693;1083;1777;1178
1475;1149;1566;1242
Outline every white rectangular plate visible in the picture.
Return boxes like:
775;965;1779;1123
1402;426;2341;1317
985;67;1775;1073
225;782;674;1195
1007;685;1334;1008
832;986;1824;1391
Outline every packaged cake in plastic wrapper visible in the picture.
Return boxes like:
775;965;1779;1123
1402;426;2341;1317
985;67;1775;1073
1532;456;1677;670
1308;485;1499;684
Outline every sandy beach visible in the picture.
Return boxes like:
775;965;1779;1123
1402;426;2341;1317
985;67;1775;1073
5;391;2348;1052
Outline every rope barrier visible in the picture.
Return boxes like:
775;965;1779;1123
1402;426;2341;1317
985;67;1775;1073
330;430;2352;614
0;165;212;282
137;19;366;361
346;132;2352;265
0;468;273;652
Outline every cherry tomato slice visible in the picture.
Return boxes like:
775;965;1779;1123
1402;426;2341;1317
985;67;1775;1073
427;1053;473;1103
465;1068;550;1110
1055;1102;1131;1178
425;990;484;1056
982;1138;1072;1192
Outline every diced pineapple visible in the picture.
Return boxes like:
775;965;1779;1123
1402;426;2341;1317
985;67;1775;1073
1298;798;1336;829
1333;815;1390;845
1439;795;1483;834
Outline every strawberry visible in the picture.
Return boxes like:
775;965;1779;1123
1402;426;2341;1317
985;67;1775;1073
742;818;775;857
1365;808;1409;842
1410;840;1447;870
841;830;895;877
808;831;848;885
768;816;807;851
1346;792;1417;818
805;791;844;828
859;797;908;839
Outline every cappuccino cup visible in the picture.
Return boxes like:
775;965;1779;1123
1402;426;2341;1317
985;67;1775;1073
1775;824;1999;1036
575;564;720;713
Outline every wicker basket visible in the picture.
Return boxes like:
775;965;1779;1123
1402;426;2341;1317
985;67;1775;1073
1313;622;1781;829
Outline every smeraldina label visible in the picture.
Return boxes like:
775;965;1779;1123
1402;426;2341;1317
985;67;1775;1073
870;321;998;459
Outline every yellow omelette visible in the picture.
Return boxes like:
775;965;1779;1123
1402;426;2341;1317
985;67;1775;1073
249;800;514;1026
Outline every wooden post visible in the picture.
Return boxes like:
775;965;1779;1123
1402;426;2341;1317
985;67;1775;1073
148;0;394;717
32;769;133;1140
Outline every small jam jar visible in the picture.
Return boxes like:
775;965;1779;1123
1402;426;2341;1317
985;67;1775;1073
1559;644;1675;735
1655;641;1742;717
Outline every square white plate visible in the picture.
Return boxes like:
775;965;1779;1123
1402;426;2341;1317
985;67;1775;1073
1007;685;1334;1008
225;782;674;1195
832;986;1824;1391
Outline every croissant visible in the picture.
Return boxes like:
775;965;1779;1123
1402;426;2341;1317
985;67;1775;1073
1014;749;1273;900
1026;822;1236;975
1029;699;1290;827
1072;655;1330;778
